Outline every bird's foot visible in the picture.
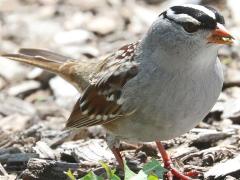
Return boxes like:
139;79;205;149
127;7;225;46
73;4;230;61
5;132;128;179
164;161;198;180
111;146;124;170
155;141;199;180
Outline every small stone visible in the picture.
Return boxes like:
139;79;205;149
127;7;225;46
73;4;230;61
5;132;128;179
38;0;58;5
67;0;106;11
227;87;240;99
58;45;99;59
54;29;93;45
87;16;117;35
57;46;84;59
0;0;21;12
222;98;240;124
227;0;240;25
0;77;7;90
0;40;19;53
0;57;29;81
0;93;36;116
142;0;166;4
211;101;224;113
49;76;79;107
25;90;51;103
132;5;157;26
76;45;99;58
226;69;240;82
7;80;41;97
225;176;237;180
27;68;43;79
64;12;92;30
0;114;32;132
27;68;54;84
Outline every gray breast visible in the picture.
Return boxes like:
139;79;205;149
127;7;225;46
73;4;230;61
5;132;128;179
117;58;223;141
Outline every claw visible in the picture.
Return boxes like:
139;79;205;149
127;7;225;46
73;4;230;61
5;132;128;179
156;141;199;180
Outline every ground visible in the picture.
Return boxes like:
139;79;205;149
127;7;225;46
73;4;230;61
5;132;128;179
0;0;240;179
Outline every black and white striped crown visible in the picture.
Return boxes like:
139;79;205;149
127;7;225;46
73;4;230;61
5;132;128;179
161;4;225;30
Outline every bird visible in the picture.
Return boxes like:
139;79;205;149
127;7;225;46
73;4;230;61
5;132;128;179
2;4;234;180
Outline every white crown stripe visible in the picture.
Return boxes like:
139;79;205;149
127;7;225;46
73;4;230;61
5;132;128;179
182;4;216;19
167;9;201;25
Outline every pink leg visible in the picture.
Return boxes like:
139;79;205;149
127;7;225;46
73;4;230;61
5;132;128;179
156;141;198;180
111;146;124;170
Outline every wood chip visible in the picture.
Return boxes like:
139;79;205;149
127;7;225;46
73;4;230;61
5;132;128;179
20;158;81;180
0;163;8;176
33;141;58;160
205;154;240;179
58;139;114;164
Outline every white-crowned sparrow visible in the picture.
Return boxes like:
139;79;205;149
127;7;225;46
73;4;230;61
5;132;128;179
2;4;234;180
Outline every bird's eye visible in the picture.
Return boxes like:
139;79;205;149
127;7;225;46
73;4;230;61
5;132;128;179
182;23;199;33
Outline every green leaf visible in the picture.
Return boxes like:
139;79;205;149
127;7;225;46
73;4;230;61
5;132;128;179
147;174;159;180
100;161;121;180
124;159;167;180
129;170;148;180
101;162;112;179
65;169;76;180
142;159;167;179
124;161;136;180
80;171;104;180
100;162;115;179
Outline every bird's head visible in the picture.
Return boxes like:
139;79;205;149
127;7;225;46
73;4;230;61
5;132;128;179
145;4;234;62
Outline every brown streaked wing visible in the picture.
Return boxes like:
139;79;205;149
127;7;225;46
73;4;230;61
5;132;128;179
65;42;139;128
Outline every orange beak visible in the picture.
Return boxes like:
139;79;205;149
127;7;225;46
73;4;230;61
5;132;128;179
207;23;234;45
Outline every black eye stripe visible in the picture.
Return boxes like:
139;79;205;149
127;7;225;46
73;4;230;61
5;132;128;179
182;23;200;33
164;15;200;32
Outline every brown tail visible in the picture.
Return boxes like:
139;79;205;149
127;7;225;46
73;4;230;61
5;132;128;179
2;48;95;90
2;48;73;75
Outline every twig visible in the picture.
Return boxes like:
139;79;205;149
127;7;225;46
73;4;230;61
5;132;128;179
223;81;240;90
0;163;8;176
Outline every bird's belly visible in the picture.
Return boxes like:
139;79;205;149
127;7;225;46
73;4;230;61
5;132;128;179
105;64;223;142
